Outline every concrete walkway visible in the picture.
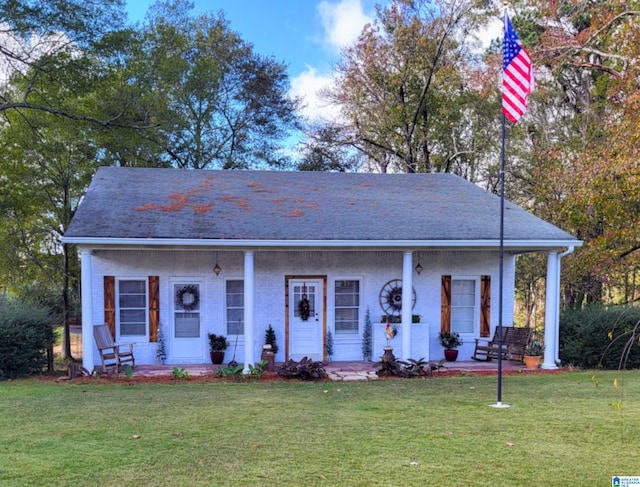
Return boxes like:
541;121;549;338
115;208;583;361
129;359;524;381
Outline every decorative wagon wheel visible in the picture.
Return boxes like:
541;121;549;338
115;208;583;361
378;279;416;317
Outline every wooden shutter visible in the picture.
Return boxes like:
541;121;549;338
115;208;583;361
440;275;451;334
104;276;116;338
480;275;491;338
149;276;160;342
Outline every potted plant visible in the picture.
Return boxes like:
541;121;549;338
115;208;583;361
439;331;463;362
524;338;544;369
208;333;229;365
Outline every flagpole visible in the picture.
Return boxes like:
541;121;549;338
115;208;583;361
491;112;509;409
491;5;513;409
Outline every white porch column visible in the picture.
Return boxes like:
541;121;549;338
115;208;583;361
243;251;255;373
401;251;413;360
543;251;559;369
79;248;94;372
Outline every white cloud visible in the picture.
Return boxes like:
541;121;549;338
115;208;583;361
317;0;373;52
291;65;341;123
290;1;374;124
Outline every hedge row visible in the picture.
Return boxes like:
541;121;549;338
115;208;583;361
560;305;640;369
0;301;56;379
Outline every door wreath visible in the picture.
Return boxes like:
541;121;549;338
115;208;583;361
298;295;310;321
176;284;200;311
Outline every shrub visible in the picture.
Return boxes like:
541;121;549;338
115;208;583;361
560;305;640;369
0;300;56;379
375;356;432;378
276;357;327;380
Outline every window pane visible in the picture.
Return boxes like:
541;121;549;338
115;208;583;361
119;279;146;337
227;280;244;293
335;308;358;321
452;294;475;306
451;278;475;334
121;323;145;336
119;294;146;308
226;293;244;307
120;309;145;322
175;315;200;338
175;284;200;311
226;280;244;335
227;309;243;324
119;280;145;294
294;285;315;317
335;280;360;335
227;321;244;335
335;294;359;306
336;321;359;333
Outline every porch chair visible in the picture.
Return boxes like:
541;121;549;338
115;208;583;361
471;326;513;361
506;327;533;363
93;324;135;374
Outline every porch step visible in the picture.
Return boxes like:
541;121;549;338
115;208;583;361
327;371;378;381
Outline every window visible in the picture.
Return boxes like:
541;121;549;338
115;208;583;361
118;280;147;337
334;280;360;334
226;280;244;335
451;279;476;334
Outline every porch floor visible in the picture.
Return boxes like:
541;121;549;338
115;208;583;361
127;359;527;380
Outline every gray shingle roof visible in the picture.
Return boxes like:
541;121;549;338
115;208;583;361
64;167;579;249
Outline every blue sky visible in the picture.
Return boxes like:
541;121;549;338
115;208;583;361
125;0;380;122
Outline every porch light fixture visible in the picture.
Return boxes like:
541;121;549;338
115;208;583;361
213;252;222;276
415;262;423;275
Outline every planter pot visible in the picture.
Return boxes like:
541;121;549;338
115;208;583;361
210;351;225;365
444;349;459;362
524;355;541;369
382;346;396;361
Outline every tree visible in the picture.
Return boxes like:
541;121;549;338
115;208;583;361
325;0;497;175
0;104;96;357
515;0;640;306
132;0;301;169
0;0;129;124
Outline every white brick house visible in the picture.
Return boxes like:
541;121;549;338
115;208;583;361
63;167;581;372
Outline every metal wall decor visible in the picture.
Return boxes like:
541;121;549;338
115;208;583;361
379;279;416;316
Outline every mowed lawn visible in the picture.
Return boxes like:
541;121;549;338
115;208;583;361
1;371;639;486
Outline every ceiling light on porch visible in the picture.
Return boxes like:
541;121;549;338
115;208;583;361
213;263;222;276
415;262;423;275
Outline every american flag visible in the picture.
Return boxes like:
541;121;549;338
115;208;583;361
502;12;534;123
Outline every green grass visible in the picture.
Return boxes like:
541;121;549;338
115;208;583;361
1;371;639;486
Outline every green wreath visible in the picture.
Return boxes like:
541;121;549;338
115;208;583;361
298;296;310;321
176;284;200;311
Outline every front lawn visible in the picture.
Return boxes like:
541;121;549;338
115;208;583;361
1;371;638;486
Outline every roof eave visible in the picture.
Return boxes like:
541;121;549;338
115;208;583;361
62;236;582;252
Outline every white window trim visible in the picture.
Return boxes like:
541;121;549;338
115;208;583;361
225;278;245;337
116;277;148;341
331;277;363;337
450;276;480;337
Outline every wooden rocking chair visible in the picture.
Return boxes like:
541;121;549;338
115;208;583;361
93;324;135;374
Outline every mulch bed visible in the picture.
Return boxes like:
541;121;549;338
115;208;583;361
46;367;567;385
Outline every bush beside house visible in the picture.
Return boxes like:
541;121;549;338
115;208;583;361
560;305;640;369
0;300;56;379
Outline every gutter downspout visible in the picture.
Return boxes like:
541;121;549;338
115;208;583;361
555;246;575;365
